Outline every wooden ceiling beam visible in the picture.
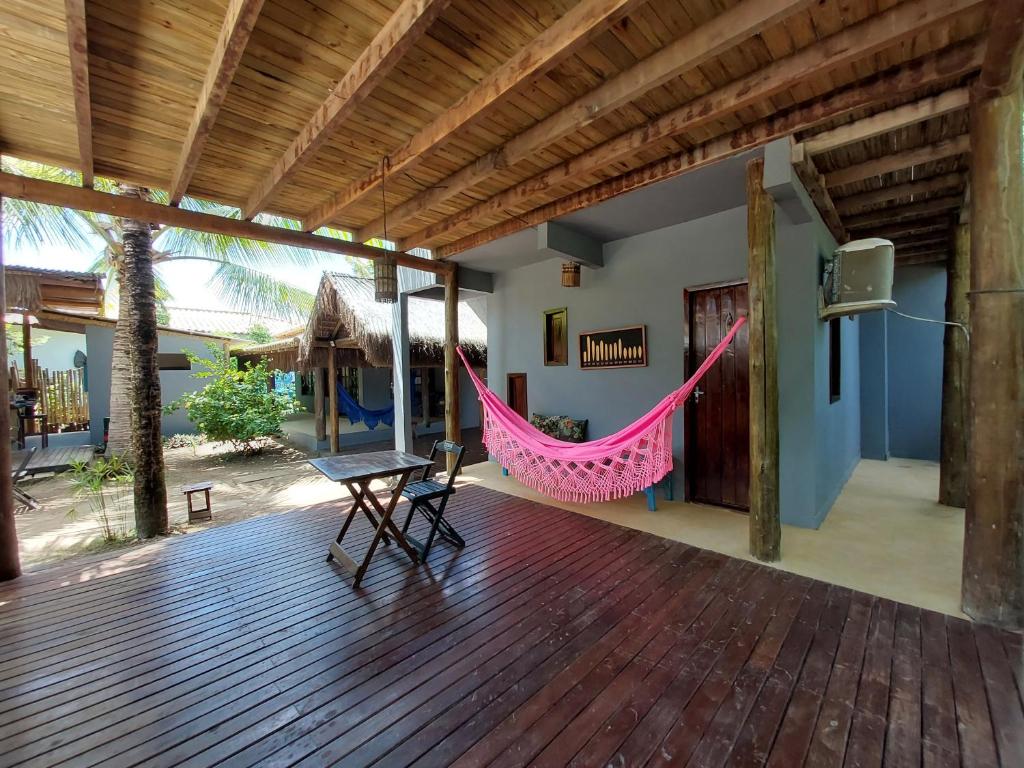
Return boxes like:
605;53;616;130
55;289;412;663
357;0;820;240
844;195;962;229
803;87;970;156
0;172;451;275
64;0;93;188
168;0;265;206
825;134;970;188
834;172;965;213
896;252;948;266
242;0;451;220
847;216;953;240
978;0;1024;99
404;39;983;251
791;142;846;244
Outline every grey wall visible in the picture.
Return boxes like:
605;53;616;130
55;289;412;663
87;325;227;443
887;264;946;461
487;199;858;528
10;327;85;371
858;311;889;460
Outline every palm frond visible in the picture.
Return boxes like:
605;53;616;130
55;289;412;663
208;262;314;322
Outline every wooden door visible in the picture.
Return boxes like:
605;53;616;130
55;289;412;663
685;282;750;510
507;373;528;420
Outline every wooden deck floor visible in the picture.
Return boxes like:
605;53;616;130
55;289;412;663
13;445;95;476
0;486;1020;767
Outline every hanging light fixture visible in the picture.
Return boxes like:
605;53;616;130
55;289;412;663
374;157;398;303
561;261;581;288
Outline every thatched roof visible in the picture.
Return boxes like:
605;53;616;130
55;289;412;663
236;274;486;371
5;266;105;316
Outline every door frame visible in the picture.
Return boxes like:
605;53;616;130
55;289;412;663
682;278;748;506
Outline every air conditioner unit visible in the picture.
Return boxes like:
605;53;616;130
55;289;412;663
820;237;896;320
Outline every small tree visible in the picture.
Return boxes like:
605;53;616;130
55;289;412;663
166;346;300;455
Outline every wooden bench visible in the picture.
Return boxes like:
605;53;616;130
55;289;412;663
181;481;213;523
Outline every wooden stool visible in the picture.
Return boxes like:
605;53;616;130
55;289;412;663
182;481;213;523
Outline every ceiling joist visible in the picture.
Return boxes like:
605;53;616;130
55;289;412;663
357;0;819;240
168;0;266;206
826;134;970;189
791;143;846;244
302;0;663;232
63;0;93;188
834;172;965;213
803;87;971;156
242;0;451;220
410;38;982;253
844;195;962;229
0;172;450;275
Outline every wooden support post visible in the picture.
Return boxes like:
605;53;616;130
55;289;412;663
0;195;20;580
939;223;969;508
327;351;339;453
21;321;32;392
962;82;1024;629
444;268;461;473
314;367;326;443
420;367;431;428
746;158;781;562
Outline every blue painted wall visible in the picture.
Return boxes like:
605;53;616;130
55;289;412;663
486;197;859;528
858;311;890;460
887;264;946;461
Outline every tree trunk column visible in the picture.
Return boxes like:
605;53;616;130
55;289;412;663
444;268;461;473
107;265;134;457
327;350;339;453
314;367;326;443
939;223;969;508
962;83;1024;629
0;195;21;580
21;321;32;392
746;158;781;562
121;211;168;538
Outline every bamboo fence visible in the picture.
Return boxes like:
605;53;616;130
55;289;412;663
9;361;89;430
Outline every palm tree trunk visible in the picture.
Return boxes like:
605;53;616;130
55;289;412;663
106;266;134;457
121;205;168;538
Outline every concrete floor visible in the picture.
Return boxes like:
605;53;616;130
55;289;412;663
462;457;966;618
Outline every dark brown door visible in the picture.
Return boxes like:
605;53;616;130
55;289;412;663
507;373;528;420
685;283;750;510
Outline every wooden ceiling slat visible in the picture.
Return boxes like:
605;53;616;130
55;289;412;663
168;0;266;205
835;172;965;214
359;0;822;240
63;0;93;188
403;38;984;251
241;0;451;219
302;0;650;232
844;194;962;229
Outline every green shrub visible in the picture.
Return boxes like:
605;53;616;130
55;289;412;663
165;346;301;455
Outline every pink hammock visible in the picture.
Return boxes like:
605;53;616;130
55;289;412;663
456;316;746;503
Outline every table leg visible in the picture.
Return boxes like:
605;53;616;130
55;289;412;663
325;488;362;564
353;472;418;587
343;481;391;546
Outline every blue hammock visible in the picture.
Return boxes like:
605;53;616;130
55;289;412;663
336;382;394;430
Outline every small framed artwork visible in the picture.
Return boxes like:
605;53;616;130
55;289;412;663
579;325;647;369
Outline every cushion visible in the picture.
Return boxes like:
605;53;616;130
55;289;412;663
530;413;588;443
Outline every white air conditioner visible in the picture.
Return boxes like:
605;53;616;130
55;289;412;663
820;238;896;320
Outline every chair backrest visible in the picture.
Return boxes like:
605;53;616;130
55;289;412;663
425;440;466;487
12;447;36;483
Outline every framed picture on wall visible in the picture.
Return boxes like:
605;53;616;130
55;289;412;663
579;325;647;369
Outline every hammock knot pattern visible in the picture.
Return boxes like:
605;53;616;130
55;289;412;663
457;316;745;503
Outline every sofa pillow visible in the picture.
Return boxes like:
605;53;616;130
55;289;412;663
530;413;588;443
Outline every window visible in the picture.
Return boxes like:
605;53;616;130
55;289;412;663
543;308;568;366
157;353;191;371
828;318;841;403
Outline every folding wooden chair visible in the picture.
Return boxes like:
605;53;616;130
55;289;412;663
400;440;466;562
13;447;40;511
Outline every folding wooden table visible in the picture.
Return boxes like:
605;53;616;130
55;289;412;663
309;450;434;587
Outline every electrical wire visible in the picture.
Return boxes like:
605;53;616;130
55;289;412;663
885;307;970;343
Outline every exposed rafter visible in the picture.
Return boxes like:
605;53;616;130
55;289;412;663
977;0;1024;99
64;0;93;188
825;135;970;189
304;0;652;232
242;0;451;220
803;87;970;156
896;252;949;266
791;142;846;244
402;39;982;252
844;195;962;229
0;172;451;275
357;0;820;240
834;172;965;213
847;216;953;239
168;0;265;206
